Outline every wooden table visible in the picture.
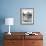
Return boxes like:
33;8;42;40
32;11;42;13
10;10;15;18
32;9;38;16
4;32;43;46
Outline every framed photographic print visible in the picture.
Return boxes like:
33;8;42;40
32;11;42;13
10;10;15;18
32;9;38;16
20;8;34;25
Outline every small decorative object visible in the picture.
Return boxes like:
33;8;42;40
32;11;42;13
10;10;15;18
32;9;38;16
25;33;29;35
20;8;34;24
25;32;35;35
5;18;14;35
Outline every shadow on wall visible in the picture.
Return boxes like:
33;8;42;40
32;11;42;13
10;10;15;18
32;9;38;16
0;33;4;46
0;16;5;46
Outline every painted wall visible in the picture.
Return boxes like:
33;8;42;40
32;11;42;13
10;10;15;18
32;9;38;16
0;0;46;32
0;0;46;46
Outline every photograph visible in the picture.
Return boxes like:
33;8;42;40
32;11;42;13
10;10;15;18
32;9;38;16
20;8;34;24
